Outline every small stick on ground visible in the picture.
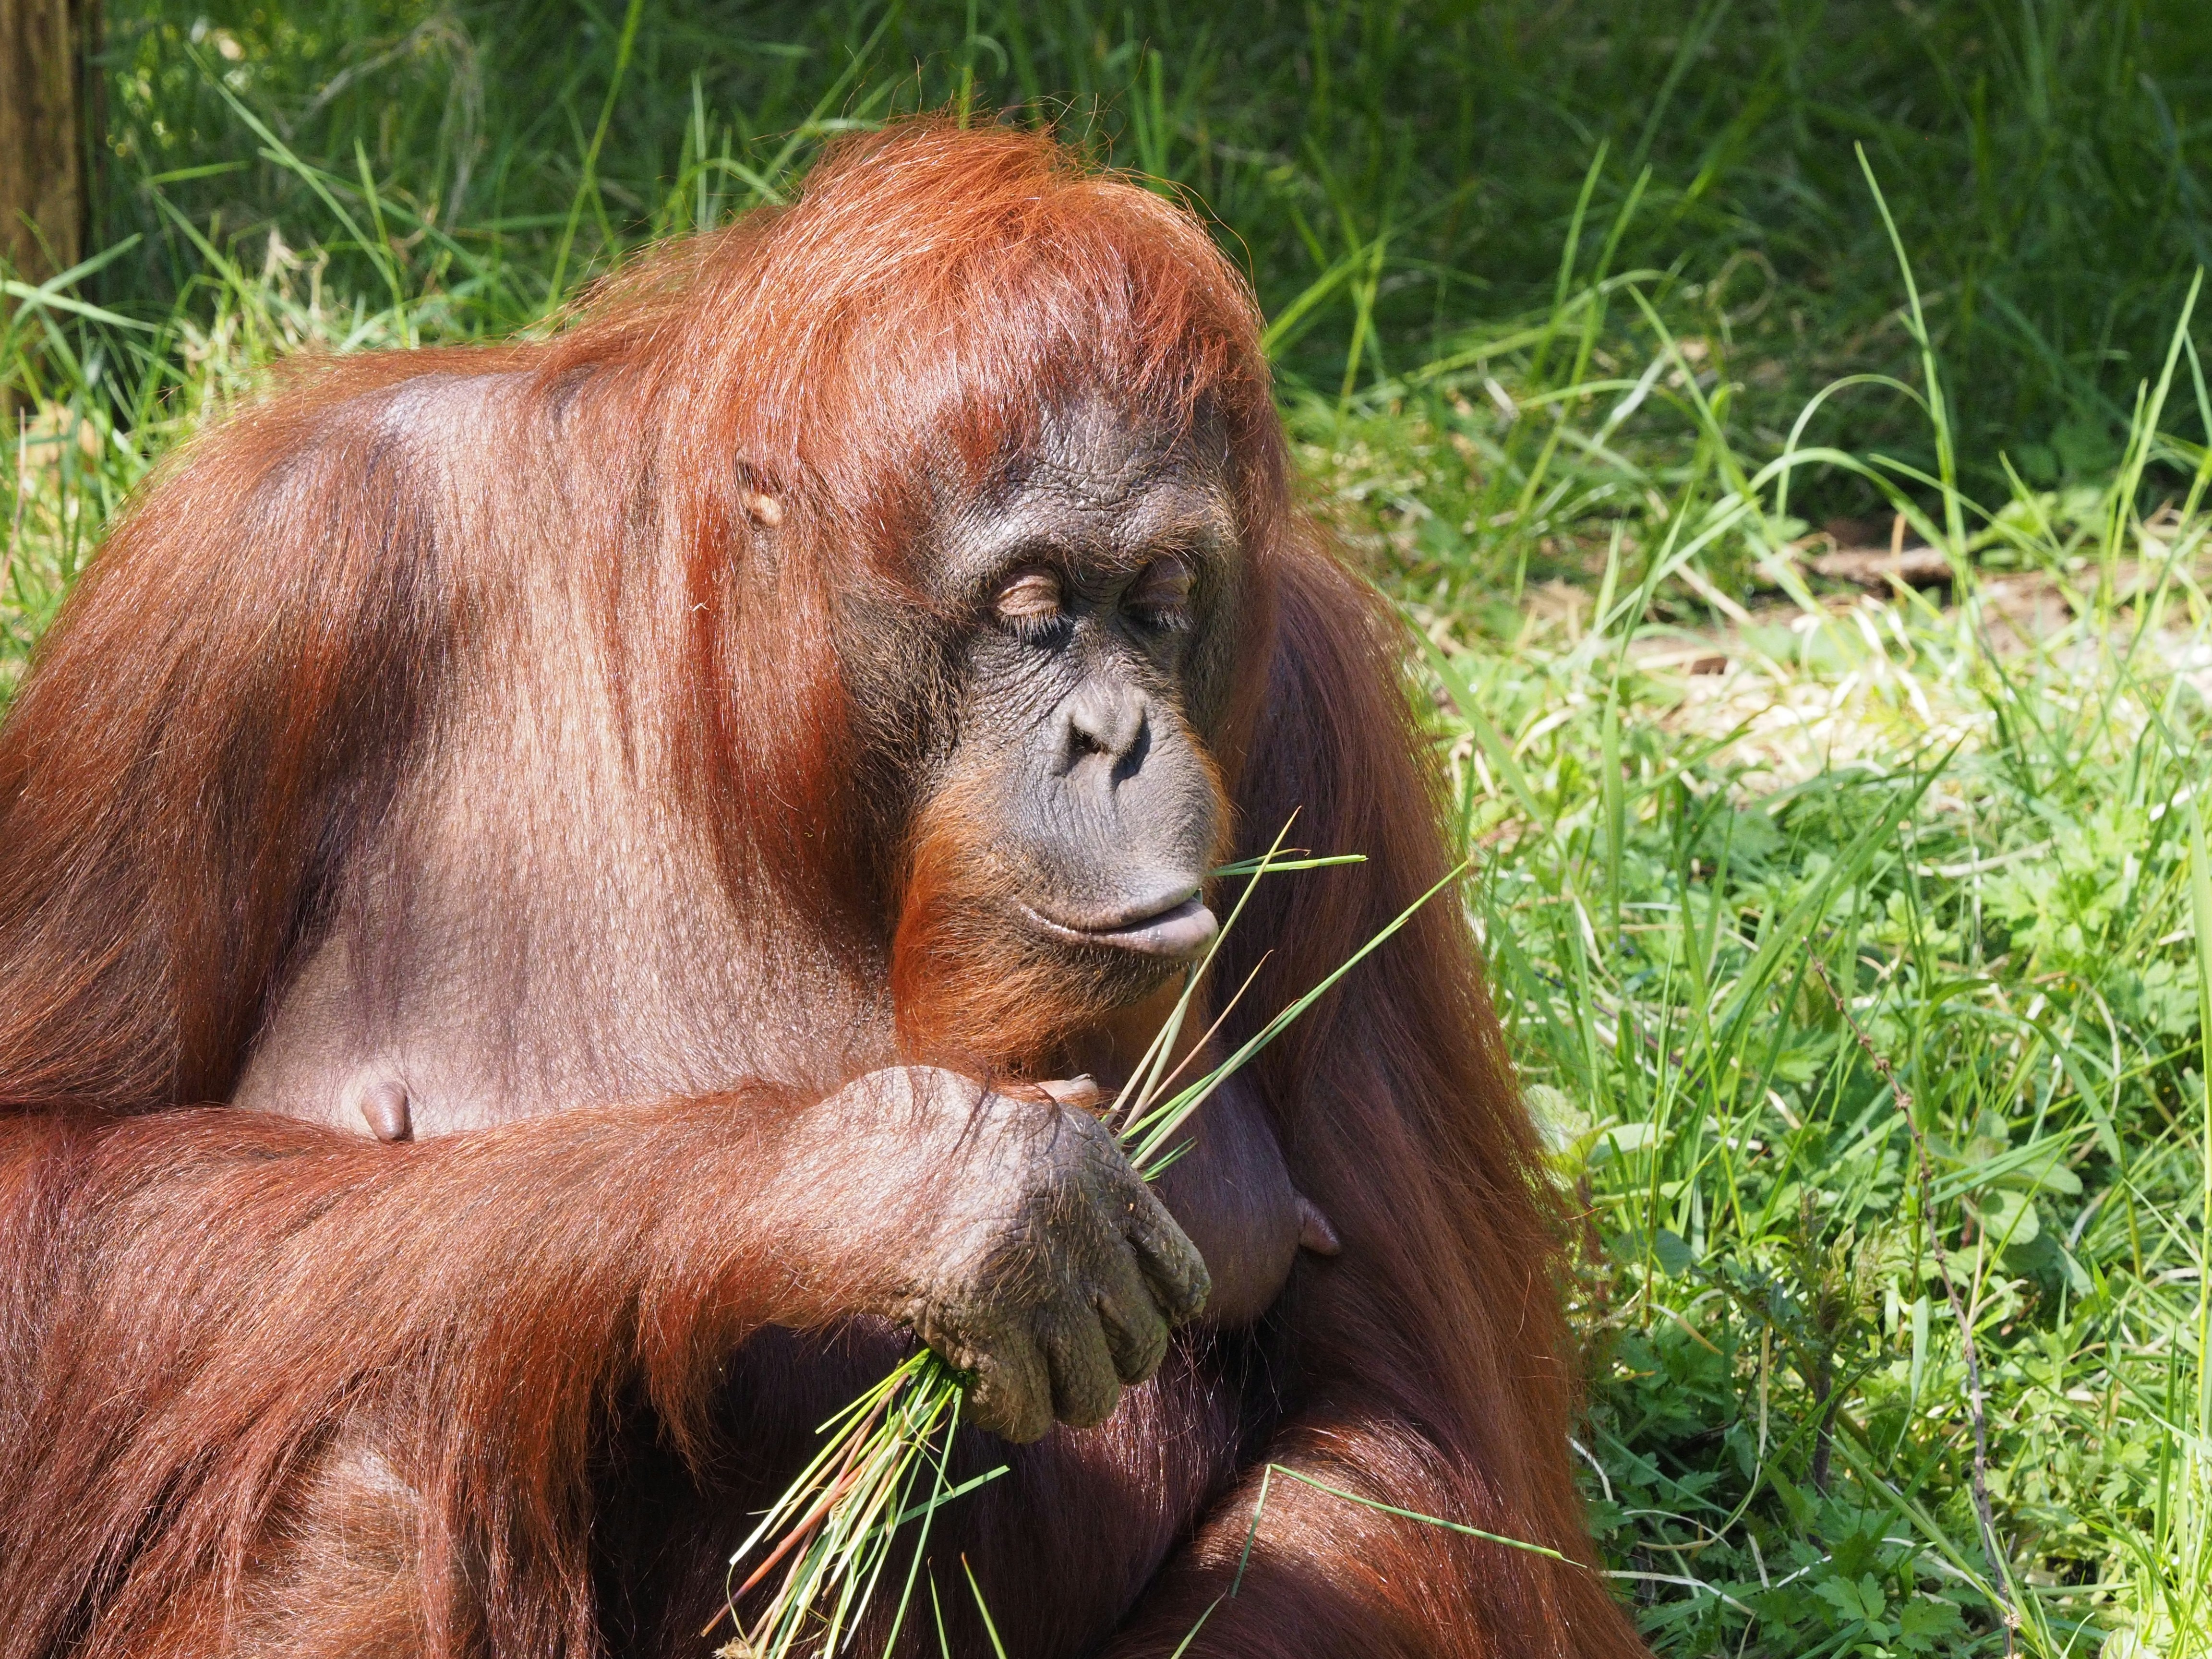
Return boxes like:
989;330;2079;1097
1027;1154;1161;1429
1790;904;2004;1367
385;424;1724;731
1814;960;2018;1654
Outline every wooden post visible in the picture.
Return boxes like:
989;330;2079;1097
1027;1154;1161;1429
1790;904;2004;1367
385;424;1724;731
0;0;93;285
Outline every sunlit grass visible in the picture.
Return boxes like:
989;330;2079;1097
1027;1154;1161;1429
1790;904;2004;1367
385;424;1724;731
1340;252;2212;1655
91;0;2212;509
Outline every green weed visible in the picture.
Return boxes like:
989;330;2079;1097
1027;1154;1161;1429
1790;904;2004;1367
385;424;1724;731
1374;278;2212;1654
81;0;2212;508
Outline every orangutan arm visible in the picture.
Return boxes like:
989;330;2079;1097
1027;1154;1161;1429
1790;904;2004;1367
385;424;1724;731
0;1074;1204;1659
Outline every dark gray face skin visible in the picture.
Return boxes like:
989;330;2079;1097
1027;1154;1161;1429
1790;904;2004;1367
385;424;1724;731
846;401;1239;981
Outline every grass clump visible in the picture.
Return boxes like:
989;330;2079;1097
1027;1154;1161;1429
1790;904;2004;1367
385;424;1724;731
1363;272;2212;1655
1427;561;2212;1655
63;0;2212;513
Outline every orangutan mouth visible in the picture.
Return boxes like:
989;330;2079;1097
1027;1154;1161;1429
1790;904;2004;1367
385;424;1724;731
1023;894;1219;960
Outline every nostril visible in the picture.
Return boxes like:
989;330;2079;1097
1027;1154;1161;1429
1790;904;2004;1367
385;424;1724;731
1065;681;1147;766
1068;706;1114;759
1064;711;1108;765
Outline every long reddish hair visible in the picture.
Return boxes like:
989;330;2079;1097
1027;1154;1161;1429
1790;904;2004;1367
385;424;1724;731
0;123;1287;1106
0;120;1644;1659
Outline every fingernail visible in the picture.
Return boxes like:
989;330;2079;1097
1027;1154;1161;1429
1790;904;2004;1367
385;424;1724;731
1039;1075;1103;1110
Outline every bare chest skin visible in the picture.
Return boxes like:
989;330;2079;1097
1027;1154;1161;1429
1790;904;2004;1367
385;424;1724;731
236;930;1317;1334
1056;985;1334;1327
1107;1073;1308;1328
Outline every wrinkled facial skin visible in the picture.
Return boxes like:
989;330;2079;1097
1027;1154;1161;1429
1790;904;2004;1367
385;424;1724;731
842;400;1239;1023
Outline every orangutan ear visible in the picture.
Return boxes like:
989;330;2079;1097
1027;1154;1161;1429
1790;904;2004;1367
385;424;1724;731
734;460;785;528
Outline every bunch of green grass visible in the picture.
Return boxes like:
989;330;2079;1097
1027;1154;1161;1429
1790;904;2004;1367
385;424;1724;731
704;830;1461;1658
1441;466;2212;1656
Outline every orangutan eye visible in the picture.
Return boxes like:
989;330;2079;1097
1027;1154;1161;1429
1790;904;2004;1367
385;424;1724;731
993;567;1066;636
1126;556;1195;627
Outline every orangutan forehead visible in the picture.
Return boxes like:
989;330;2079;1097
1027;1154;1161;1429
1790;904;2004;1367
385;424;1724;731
1021;393;1230;483
950;394;1233;523
952;472;1235;579
928;410;1239;595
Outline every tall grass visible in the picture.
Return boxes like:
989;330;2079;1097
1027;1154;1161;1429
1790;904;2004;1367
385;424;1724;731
1359;264;2212;1653
9;16;2212;1656
65;0;2212;514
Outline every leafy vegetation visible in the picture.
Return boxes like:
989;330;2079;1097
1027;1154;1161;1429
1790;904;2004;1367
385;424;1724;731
8;3;2212;1654
63;0;2212;504
1424;473;2212;1657
1296;187;2212;1650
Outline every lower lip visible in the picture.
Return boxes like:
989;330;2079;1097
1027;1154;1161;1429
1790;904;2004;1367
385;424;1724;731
1025;897;1220;961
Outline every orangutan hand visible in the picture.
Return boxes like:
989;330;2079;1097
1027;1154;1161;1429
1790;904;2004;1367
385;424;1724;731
805;1066;1210;1442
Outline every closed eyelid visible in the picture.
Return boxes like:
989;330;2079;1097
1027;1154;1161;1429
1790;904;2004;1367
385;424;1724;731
992;566;1065;620
1126;555;1197;607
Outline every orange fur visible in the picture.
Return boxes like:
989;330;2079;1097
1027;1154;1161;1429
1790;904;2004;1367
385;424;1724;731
0;122;1647;1659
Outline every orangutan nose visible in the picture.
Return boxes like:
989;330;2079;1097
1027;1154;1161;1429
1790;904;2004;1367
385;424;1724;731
1064;678;1149;771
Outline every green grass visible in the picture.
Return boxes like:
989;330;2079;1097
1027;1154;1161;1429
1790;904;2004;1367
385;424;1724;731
1422;475;2212;1657
10;8;2212;1655
58;0;2212;515
1303;185;2212;1651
